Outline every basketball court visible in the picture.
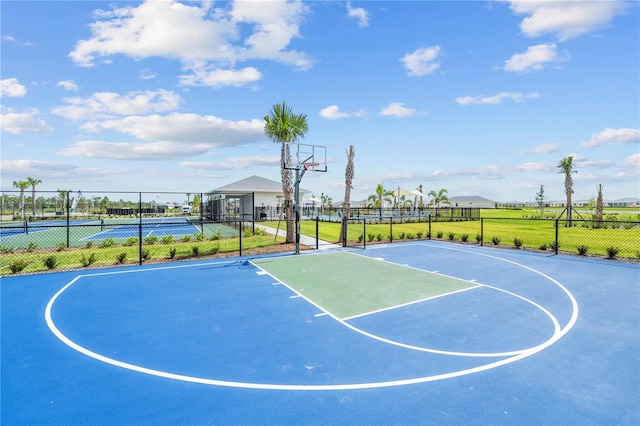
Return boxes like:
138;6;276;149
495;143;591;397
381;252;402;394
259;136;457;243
2;241;638;425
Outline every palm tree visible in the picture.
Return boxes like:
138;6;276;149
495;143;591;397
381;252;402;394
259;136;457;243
428;188;450;217
557;156;577;227
12;180;30;220
320;192;333;213
339;145;355;244
367;183;394;218
414;184;424;208
26;177;42;216
264;102;309;243
57;189;68;214
596;184;604;228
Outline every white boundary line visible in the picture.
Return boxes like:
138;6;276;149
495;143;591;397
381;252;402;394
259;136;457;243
44;249;579;391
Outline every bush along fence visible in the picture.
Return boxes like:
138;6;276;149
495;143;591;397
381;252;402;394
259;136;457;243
334;216;640;261
0;218;287;275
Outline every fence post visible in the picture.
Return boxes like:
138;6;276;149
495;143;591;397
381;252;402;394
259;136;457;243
480;218;484;247
363;220;367;249
428;215;432;239
66;191;70;248
390;218;393;243
138;192;143;265
315;216;319;250
555;219;559;255
239;220;242;256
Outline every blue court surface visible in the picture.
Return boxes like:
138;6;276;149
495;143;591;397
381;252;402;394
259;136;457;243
2;241;638;425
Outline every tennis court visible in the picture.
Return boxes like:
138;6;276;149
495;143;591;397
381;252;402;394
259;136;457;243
0;218;238;249
2;241;638;424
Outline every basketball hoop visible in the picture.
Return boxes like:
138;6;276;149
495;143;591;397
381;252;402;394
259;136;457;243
303;162;319;171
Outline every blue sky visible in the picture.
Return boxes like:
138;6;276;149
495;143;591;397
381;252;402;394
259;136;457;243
1;0;639;204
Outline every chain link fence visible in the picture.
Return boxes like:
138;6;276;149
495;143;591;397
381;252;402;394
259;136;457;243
0;190;295;275
2;188;638;274
334;216;640;260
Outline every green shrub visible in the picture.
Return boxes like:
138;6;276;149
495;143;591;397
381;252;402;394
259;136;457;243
376;233;383;242
513;238;523;249
182;235;191;242
448;232;455;241
407;233;415;239
141;249;151;261
191;246;200;256
210;230;222;241
242;227;252;238
43;256;58;270
211;243;220;255
436;231;443;239
9;260;29;274
491;236;501;245
539;243;548;251
358;234;364;242
461;234;469;242
123;237;138;246
169;247;177;259
115;252;127;264
606;246;619;259
144;235;158;245
26;242;37;252
1;245;14;254
57;243;66;252
577;245;589;256
162;235;174;244
80;253;96;267
367;233;375;242
99;238;116;248
549;242;559;251
475;233;482;243
416;231;423;239
85;241;93;249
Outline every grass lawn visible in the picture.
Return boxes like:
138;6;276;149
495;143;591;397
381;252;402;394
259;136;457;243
265;206;639;260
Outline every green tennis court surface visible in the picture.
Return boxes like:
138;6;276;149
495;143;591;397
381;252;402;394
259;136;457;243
253;252;478;319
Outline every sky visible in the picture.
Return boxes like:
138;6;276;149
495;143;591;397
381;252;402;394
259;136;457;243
1;0;639;205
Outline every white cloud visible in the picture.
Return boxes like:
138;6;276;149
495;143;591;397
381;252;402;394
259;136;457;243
51;89;182;120
139;69;156;80
180;155;280;170
456;92;540;105
503;0;631;41
179;66;262;88
1;78;27;97
615;154;640;180
1;35;34;46
0;159;78;175
81;113;264;146
623;153;640;168
57;80;79;91
582;128;640;148
320;105;350;120
515;162;555;172
0;109;53;134
531;143;561;154
380;102;416;117
401;46;441;76
346;2;369;28
68;0;312;86
319;105;366;120
504;43;562;73
58;140;212;160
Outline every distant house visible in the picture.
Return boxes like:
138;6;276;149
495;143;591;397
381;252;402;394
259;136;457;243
205;175;310;221
447;196;497;209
